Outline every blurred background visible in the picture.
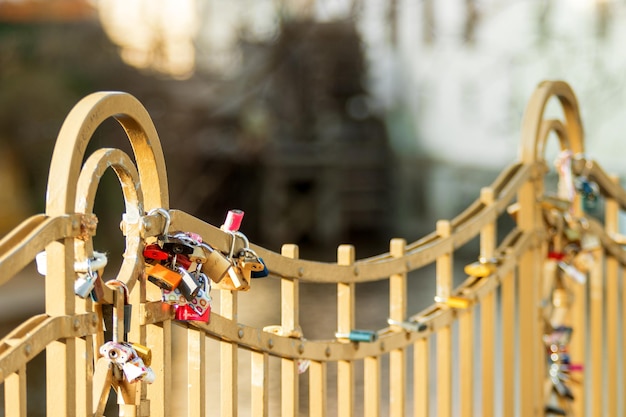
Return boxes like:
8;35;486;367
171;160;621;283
2;0;626;253
1;0;626;415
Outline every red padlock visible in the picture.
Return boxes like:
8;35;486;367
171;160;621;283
172;253;192;270
143;244;169;262
175;304;210;322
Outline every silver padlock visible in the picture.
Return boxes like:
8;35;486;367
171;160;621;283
75;269;98;298
74;252;108;299
177;266;201;302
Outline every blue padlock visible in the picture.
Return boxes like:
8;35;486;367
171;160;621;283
335;329;378;343
251;258;269;278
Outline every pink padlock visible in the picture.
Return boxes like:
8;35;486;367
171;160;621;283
221;209;244;232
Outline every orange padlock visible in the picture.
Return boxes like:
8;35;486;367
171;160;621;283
145;262;182;290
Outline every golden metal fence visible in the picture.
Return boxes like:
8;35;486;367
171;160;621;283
0;80;623;416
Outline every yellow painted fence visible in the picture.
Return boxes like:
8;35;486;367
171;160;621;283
0;80;623;416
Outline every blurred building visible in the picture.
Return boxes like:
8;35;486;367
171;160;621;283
1;0;625;247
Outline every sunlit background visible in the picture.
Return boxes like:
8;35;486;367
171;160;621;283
1;1;625;415
2;0;626;251
2;0;626;248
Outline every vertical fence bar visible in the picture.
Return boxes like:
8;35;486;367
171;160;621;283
480;187;496;417
220;290;238;417
188;330;206;417
458;307;474;417
45;241;76;417
337;244;355;417
130;276;149;416
569;270;586;416
414;337;429;417
251;351;269;417
389;238;407;417
436;220;452;417
147;321;172;417
75;297;93;417
364;355;381;417
5;365;27;417
281;244;300;417
309;361;327;417
146;282;171;417
623;265;626;417
500;268;515;415
605;175;619;416
517;176;543;416
589;246;604;415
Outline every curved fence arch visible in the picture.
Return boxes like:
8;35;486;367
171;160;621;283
0;80;624;416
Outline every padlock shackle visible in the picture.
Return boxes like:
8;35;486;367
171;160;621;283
228;230;252;259
148;207;171;236
105;279;130;304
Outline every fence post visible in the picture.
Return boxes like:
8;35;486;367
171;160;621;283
479;187;496;417
281;243;301;417
435;220;452;417
337;244;355;416
389;238;407;417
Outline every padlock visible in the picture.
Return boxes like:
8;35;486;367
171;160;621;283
387;318;427;332
575;176;600;212
251;257;269;278
229;231;263;286
100;341;135;365
105;280;133;337
99;341;155;384
236;255;264;281
161;234;196;255
558;261;586;284
177;266;201;302
202;246;231;283
187;274;212;316
335;329;379;343
161;287;188;306
463;257;498;278
75;270;98;298
221;209;244;232
188;245;208;264
145;262;183;290
225;265;250;291
143;243;169;262
72;252;108;299
130;342;152;367
171;253;193;270
175;303;211;322
434;295;471;309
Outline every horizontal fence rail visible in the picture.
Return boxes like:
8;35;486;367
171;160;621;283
0;80;624;416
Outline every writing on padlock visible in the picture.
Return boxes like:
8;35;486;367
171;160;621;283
99;341;155;384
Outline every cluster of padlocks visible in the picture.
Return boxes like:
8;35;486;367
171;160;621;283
36;208;268;389
143;208;268;323
541;151;597;416
543;326;582;416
